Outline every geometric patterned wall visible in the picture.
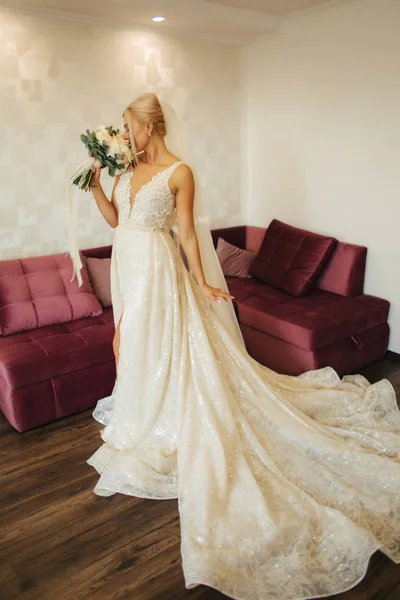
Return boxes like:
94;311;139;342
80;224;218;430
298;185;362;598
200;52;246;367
0;8;242;260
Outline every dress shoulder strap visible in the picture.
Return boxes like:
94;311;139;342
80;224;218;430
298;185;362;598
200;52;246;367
167;161;185;179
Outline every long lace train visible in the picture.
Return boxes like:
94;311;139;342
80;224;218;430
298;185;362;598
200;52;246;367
86;162;400;600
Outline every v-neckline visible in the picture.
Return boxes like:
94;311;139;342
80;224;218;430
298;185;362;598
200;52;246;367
127;161;181;219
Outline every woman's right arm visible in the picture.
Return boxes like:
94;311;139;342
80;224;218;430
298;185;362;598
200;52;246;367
89;167;120;228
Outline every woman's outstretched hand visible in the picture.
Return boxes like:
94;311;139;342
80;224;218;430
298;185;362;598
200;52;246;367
200;283;234;303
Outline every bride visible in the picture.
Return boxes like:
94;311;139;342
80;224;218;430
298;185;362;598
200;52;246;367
78;92;399;600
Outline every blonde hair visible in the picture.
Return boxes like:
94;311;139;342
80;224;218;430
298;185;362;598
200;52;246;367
123;93;166;166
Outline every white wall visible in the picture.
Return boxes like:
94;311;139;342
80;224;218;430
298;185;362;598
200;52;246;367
0;9;242;261
241;0;400;352
2;2;399;351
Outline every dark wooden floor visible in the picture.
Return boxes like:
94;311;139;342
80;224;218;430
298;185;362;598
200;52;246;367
1;353;399;600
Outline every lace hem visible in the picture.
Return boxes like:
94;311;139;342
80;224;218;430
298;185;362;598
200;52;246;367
92;395;113;425
182;542;380;600
87;444;178;499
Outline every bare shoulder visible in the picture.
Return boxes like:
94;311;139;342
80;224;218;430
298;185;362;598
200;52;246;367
173;163;194;185
176;162;192;175
170;163;194;196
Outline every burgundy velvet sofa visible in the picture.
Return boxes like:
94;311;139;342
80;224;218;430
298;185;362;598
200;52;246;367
0;245;115;432
212;222;390;378
0;220;391;432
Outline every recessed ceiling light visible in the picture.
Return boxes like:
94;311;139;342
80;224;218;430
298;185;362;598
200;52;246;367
152;16;165;22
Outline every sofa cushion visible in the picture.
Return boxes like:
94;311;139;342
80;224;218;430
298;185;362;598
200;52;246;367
0;251;103;336
211;225;266;254
226;277;390;351
83;255;112;307
315;241;367;296
225;276;292;307
249;219;337;297
216;237;256;278
0;307;114;389
239;320;389;377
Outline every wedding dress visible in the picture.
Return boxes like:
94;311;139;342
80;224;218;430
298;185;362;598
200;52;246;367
86;160;400;600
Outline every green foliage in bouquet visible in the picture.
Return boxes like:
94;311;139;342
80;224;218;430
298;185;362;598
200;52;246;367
72;125;132;192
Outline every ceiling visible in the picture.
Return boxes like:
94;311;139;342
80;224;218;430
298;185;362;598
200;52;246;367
205;0;338;15
0;0;346;43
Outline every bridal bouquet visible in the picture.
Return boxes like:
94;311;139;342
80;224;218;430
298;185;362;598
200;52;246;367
67;125;132;288
70;125;132;191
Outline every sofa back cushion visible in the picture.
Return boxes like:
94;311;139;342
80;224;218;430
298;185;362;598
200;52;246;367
249;219;337;297
83;255;112;307
315;241;367;296
211;225;266;254
216;237;256;278
0;251;103;335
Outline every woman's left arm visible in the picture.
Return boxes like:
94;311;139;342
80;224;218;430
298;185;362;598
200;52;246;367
173;164;234;303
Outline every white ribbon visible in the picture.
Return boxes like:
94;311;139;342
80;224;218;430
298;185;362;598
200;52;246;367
67;156;96;287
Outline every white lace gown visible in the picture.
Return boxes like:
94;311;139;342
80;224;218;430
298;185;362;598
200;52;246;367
86;161;400;600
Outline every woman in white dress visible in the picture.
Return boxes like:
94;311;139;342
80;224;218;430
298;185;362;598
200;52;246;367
82;93;400;600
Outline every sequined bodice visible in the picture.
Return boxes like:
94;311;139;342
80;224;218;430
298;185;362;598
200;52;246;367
115;161;184;229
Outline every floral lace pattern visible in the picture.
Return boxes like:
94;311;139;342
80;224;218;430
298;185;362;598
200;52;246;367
87;169;400;600
115;161;184;229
